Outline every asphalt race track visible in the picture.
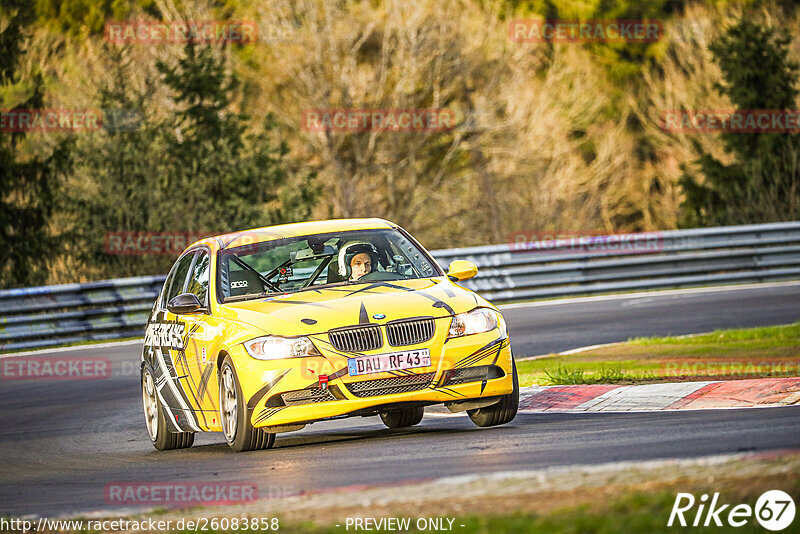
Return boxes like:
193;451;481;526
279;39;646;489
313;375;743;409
1;283;798;518
503;281;800;355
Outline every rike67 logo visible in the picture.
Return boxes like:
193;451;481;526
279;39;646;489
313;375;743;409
669;490;796;531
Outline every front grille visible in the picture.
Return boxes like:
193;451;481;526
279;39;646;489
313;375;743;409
442;365;504;386
328;325;383;352
386;317;435;347
281;387;337;406
346;372;435;398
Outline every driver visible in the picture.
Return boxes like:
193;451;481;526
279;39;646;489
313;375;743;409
338;242;379;281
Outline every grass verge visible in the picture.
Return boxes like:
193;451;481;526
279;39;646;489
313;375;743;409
44;452;800;533
517;322;800;386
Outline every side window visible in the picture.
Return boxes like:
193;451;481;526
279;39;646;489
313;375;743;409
164;252;195;306
160;269;177;309
185;251;210;305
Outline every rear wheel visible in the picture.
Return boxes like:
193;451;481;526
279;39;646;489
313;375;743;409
467;358;519;428
219;357;275;452
380;406;424;428
141;365;194;450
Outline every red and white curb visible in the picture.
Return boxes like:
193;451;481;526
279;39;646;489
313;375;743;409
518;377;800;412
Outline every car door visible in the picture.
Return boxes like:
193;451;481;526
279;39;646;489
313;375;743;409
177;248;223;429
146;250;204;432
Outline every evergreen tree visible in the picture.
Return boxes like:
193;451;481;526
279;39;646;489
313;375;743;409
155;43;318;236
679;18;800;226
0;0;70;287
64;46;165;278
66;42;318;279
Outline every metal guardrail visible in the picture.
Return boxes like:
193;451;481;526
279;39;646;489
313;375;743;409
0;276;164;352
434;222;800;302
2;222;799;352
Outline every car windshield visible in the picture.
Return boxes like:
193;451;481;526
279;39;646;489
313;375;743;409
217;228;440;302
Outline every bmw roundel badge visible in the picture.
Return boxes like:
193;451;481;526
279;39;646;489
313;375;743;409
372;313;386;320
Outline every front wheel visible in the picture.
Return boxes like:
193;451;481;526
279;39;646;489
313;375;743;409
219;356;275;452
380;406;424;428
141;364;194;450
467;358;519;428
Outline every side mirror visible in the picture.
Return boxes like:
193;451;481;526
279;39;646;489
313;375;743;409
167;293;204;314
446;260;478;282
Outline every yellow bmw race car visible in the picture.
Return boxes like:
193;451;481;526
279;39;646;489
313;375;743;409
140;218;518;452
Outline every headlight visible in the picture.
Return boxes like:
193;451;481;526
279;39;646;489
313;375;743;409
243;336;321;360
447;308;503;338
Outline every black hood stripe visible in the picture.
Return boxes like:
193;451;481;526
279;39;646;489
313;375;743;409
246;369;291;412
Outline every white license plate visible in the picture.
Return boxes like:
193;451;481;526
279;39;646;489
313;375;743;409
347;348;431;377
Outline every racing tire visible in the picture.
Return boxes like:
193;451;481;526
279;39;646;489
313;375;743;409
380;406;424;429
219;356;276;453
467;357;519;428
141;364;195;450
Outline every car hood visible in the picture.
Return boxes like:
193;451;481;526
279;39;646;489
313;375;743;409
219;277;485;337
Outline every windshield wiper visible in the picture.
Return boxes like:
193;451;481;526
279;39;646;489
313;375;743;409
225;277;367;301
287;279;360;294
223;290;283;303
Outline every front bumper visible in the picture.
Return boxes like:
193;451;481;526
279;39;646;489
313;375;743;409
231;327;514;428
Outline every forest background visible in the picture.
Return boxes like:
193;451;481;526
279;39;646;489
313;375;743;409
1;0;798;287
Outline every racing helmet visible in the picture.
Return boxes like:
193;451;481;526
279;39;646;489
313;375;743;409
338;241;379;278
